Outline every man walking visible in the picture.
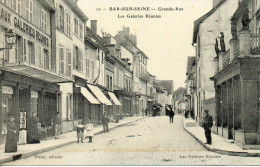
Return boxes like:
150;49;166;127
169;107;174;123
203;110;213;145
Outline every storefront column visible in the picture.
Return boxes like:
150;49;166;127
0;77;3;143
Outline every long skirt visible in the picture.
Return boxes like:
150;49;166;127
5;132;17;152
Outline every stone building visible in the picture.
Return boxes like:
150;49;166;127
192;0;239;125
0;0;73;144
212;0;260;147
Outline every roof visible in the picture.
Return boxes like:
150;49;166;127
156;80;174;94
63;0;88;22
192;0;226;45
186;56;196;74
86;27;109;54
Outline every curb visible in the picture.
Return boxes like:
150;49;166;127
0;117;145;164
182;118;260;157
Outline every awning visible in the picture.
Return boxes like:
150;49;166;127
87;84;112;105
108;92;121;106
78;86;100;104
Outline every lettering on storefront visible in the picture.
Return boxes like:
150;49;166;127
14;17;49;47
0;7;11;24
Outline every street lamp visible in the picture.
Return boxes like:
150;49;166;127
0;29;17;51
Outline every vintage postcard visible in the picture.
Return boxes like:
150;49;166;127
0;0;260;166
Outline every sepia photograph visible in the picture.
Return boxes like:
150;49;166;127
0;0;260;165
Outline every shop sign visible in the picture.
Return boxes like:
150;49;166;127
31;91;39;98
20;112;26;129
2;86;13;94
14;17;49;47
0;7;11;24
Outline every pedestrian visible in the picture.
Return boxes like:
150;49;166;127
27;112;40;144
5;116;18;153
85;119;94;143
168;107;174;123
76;121;84;143
145;108;148;116
203;110;213;145
102;111;109;132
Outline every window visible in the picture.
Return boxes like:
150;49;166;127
25;0;33;22
79;23;83;39
119;69;123;88
44;49;49;70
73;46;83;71
101;52;104;63
106;74;113;91
91;61;94;80
58;5;64;31
74;18;78;35
41;10;47;32
67;50;72;76
17;0;20;14
66;94;73;120
86;58;90;78
59;46;64;75
65;11;71;35
28;41;35;65
12;0;16;11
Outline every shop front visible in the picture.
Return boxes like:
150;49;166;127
0;70;62;146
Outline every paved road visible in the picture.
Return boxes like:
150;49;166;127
4;115;260;165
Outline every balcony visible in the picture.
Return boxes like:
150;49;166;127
250;34;260;55
0;51;72;83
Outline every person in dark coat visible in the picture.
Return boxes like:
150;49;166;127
102;111;109;132
5;116;18;152
27;112;40;144
203;110;213;145
168;107;174;123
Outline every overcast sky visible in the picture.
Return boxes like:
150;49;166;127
78;0;212;90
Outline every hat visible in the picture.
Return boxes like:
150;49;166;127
205;110;209;113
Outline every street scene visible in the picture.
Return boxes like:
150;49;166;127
1;0;260;166
3;116;260;166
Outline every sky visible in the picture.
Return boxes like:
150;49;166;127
78;0;212;90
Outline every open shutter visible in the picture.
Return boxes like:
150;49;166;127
59;47;64;75
73;45;76;69
67;51;71;76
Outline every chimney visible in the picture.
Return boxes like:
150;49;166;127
123;27;130;36
91;20;97;34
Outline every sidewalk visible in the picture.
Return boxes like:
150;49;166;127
0;116;145;164
183;117;260;157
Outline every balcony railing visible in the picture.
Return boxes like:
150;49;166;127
250;34;260;55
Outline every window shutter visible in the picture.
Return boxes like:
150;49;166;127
59;47;64;75
73;45;76;69
67;51;71;76
35;43;38;66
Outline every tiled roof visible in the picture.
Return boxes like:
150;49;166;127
86;27;109;54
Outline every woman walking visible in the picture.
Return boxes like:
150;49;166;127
5;116;18;153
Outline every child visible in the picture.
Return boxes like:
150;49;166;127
85;119;94;143
76;121;84;143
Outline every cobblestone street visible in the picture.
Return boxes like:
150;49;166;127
4;115;260;165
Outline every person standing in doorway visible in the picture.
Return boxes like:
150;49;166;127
27;112;40;144
5;116;18;153
203;110;213;145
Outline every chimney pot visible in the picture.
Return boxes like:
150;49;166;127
91;20;97;34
